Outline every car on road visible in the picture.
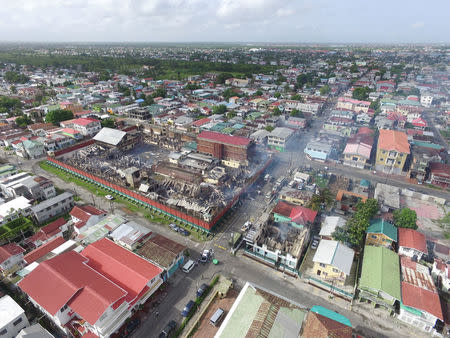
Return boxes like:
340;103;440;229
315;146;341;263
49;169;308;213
169;223;180;232
311;239;319;250
181;300;195;317
241;221;252;232
105;195;114;200
196;283;209;298
121;318;140;337
199;249;213;263
159;320;177;338
177;228;190;236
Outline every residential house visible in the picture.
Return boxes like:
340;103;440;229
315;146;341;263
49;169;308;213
0;243;25;276
357;245;401;312
342;133;373;169
23;237;67;265
283;101;321;116
286;116;307;129
356;111;372;124
93;127;138;151
336;97;370;113
431;259;450;292
312;240;355;286
0;196;32;225
59;128;83;140
0;165;17;179
1;174;56;201
398;257;443;334
272;201;317;229
428;162;450;188
398;228;427;261
16;140;45;159
374;115;395;130
30;192;74;224
25;218;71;249
109;221;152;250
420;95;433;107
376;81;395;93
72;118;102;137
18;238;163;338
409;147;443;182
16;324;54;338
304;141;334;162
319;216;346;240
0;295;30;338
365;219;397;249
323;116;354;136
138;233;187;281
70;205;107;234
375;129;410;175
302;306;352;338
267;127;294;152
277;187;314;206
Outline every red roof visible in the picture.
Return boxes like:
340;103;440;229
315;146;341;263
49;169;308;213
378;129;410;154
18;251;127;325
70;205;106;222
73;118;100;126
81;238;162;305
0;243;24;263
42;218;67;236
197;131;250;147
399;228;427;254
273;201;317;225
401;282;443;320
429;162;450;177
412;118;427;127
357;127;373;135
23;237;66;264
192;118;211;127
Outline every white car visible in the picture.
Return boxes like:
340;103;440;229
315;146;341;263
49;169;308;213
105;195;114;200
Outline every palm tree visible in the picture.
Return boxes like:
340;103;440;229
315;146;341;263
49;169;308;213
308;188;333;211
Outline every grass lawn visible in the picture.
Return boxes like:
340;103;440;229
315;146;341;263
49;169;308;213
40;161;209;241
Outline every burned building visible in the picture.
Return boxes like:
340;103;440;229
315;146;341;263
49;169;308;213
93;127;139;151
197;131;251;167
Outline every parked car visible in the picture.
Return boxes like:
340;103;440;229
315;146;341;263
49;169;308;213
105;195;114;200
177;228;190;236
159;320;177;338
196;283;209;298
199;249;212;263
169;223;180;232
121;318;140;337
181;300;195;317
311;239;319;250
241;221;252;232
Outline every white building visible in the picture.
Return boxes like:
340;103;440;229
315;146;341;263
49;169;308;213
17;323;54;338
30;192;74;224
0;196;32;225
0;295;30;338
420;95;433;107
267;127;294;151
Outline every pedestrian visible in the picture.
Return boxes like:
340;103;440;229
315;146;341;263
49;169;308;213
155;311;159;317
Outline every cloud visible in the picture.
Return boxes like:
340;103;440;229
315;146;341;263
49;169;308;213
276;8;295;17
411;21;425;29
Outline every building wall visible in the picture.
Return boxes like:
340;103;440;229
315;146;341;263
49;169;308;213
0;254;24;275
0;312;29;338
312;262;346;285
32;196;74;224
197;139;248;163
397;308;437;333
343;154;368;169
399;246;424;260
375;147;407;174
365;233;393;248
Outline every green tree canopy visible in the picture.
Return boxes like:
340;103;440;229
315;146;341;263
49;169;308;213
254;90;263;96
291;94;304;102
352;87;372;101
101;118;116;129
393;208;418;229
265;125;274;132
185;83;201;91
152;88;167;98
319;85;330;95
272;107;282;116
308;189;333;211
215;73;234;84
290;109;304;118
212;104;227;115
274;92;281;99
45;109;74;125
15;115;32;127
143;95;154;106
222;88;237;100
4;71;29;84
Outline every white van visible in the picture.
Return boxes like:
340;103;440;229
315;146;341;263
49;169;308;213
210;308;225;326
182;259;195;273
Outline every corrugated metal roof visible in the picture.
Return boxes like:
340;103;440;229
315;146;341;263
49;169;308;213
93;127;126;146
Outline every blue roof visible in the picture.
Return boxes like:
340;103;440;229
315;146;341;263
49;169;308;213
360;179;370;188
135;99;145;103
310;306;352;327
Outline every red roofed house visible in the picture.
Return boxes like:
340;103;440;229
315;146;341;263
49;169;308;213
70;205;107;235
272;201;318;229
302;311;352;338
398;256;443;334
428;162;450;188
0;243;25;275
197;131;251;167
25;217;71;249
71;118;102;137
398;228;427;261
375;129;410;175
432;259;450;292
23;236;66;265
18;238;163;338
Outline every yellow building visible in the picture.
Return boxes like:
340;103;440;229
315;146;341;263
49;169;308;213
365;219;397;249
375;129;410;175
312;240;355;286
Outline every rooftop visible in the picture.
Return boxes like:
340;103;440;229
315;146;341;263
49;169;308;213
313;240;354;275
0;295;25;327
93;127;126;146
378;129;410;154
398;228;427;254
197;130;250;147
367;218;398;242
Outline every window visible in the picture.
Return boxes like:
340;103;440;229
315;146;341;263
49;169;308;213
380;158;384;161
60;304;68;312
371;235;377;239
13;317;22;326
0;329;6;335
332;268;339;273
397;161;401;165
319;263;326;268
316;270;321;276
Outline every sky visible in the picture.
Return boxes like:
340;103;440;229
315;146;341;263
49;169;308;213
0;0;449;43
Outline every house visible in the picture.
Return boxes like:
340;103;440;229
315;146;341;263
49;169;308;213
71;118;102;137
17;140;46;159
286;116;307;129
428;162;450;188
376;80;395;93
23;236;66;265
30;192;74;224
25;218;70;249
336;97;370;113
398;257;443;334
342;133;373;169
109;221;152;250
0;243;25;275
215;281;307;338
319;216;346;240
358;246;401;312
365;219;397;249
59;128;83;140
0;295;30;338
312;240;355;286
1;174;56;201
272;201;317;229
304;141;334;162
138;233;187;281
398;228;427;261
18;239;163;338
267;127;294;152
93;127;138;151
431;259;450;292
375;129;410;175
16;323;54;338
70;205;107;234
409;147;443;182
0;196;32;226
302;306;352;338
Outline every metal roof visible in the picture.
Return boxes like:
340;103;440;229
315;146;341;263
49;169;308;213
93;127;126;146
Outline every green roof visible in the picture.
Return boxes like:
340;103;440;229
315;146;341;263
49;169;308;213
367;219;398;241
359;246;401;301
411;140;443;150
310;306;352;327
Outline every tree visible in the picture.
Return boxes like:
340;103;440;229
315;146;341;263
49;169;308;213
319;85;330;95
4;71;29;83
393;208;418;229
291;94;304;102
222;88;236;101
265;125;274;132
274;92;281;99
152;88;167;98
352;87;372;101
10;85;17;94
215;73;233;84
212;104;227;115
101;118;116;129
185;83;201;91
45;109;74;125
290;109;304;118
308;189;333;211
254;90;263;96
143;95;154;106
15;115;32;127
350;63;359;73
272;107;282;116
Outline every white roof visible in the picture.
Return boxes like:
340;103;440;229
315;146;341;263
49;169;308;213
51;239;76;255
17;323;54;338
270;127;294;139
93;127;126;146
319;216;347;237
312;240;354;275
0;196;31;218
0;295;25;327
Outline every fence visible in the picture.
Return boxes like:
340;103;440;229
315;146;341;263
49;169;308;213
307;276;354;300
